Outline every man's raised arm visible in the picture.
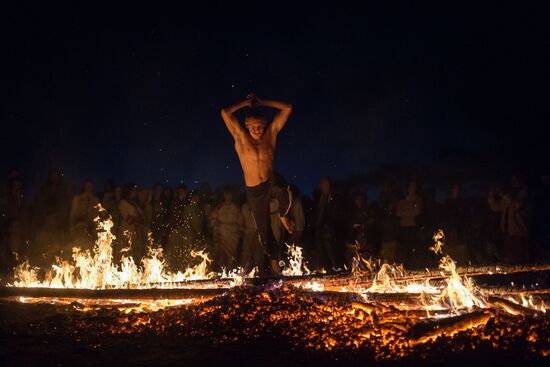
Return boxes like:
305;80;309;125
252;95;293;134
220;99;251;139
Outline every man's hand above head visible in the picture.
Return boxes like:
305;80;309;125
221;97;253;140
245;94;292;134
246;93;260;107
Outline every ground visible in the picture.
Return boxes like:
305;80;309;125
1;285;548;366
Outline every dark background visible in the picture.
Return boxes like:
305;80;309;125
1;2;548;196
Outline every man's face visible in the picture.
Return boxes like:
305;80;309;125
115;187;123;200
510;175;522;189
177;188;187;201
451;184;460;199
11;180;23;196
223;191;232;203
130;187;138;200
154;185;163;199
408;182;417;195
319;179;331;195
245;118;267;140
49;171;61;185
138;189;149;203
84;182;94;194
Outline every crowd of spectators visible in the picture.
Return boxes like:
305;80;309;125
1;168;549;277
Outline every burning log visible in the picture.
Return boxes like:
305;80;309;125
409;310;493;345
487;295;545;316
475;286;550;296
294;288;427;310
0;286;227;300
285;264;550;290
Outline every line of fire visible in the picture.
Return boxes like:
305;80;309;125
1;204;548;365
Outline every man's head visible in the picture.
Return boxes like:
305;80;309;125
189;191;200;205
451;183;460;199
103;178;115;193
124;183;138;200
138;188;150;204
153;183;163;200
176;184;188;201
9;178;23;196
163;187;173;201
353;193;365;208
115;186;123;201
319;177;332;195
245;107;267;141
223;190;233;204
510;172;525;189
407;180;417;196
82;180;94;194
48;169;62;186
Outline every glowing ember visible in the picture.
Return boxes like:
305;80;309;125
2;285;547;363
4;208;549;364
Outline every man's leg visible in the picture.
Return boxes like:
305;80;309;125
246;181;280;274
322;226;338;269
241;232;260;273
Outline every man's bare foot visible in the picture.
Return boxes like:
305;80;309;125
280;215;295;234
270;259;282;275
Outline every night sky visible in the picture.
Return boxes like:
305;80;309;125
2;3;548;196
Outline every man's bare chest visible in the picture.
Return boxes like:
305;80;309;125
236;139;274;159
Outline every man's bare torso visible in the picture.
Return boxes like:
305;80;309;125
234;128;276;187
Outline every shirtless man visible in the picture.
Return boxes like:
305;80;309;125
221;93;293;274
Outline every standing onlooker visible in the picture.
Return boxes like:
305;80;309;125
103;185;123;248
442;183;468;264
488;173;531;263
314;177;341;271
532;175;550;261
0;177;28;273
346;192;369;262
150;183;169;248
378;180;401;263
180;191;207;267
417;187;440;267
69;180;100;251
287;185;305;247
210;190;243;270
100;179;116;207
199;184;215;256
31;169;72;265
396;179;423;267
166;185;188;270
137;187;153;243
118;183;145;263
0;169;21;233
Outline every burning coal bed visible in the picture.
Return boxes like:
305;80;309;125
1;212;549;366
2;273;550;366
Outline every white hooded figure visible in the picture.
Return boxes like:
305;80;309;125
210;190;243;269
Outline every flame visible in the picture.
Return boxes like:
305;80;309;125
296;281;325;292
9;210;547;320
11;205;229;289
220;267;256;287
506;294;546;313
282;243;310;276
16;296;207;313
341;229;541;317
